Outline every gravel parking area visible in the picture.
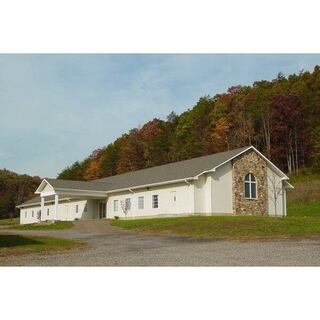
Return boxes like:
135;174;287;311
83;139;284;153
1;220;320;266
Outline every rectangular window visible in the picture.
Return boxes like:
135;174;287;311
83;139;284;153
47;208;50;216
75;204;79;213
32;210;34;217
25;211;27;218
245;182;250;198
114;200;119;212
125;198;131;211
138;196;144;209
152;195;159;208
251;185;257;198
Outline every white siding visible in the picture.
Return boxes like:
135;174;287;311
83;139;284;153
20;206;40;224
211;162;233;214
106;182;193;219
267;167;285;216
193;175;206;213
204;174;212;213
20;199;98;224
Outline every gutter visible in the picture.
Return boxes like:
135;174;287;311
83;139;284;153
105;177;196;195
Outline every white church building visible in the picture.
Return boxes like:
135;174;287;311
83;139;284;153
18;146;293;224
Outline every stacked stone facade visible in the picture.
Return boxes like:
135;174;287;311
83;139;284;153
232;150;268;215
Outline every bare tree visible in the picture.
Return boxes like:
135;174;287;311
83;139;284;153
120;199;131;216
268;172;283;217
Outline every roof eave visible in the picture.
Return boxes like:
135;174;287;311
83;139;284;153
35;178;54;194
105;177;196;195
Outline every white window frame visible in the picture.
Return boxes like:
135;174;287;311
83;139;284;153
244;173;257;199
152;194;159;208
114;200;119;212
138;196;144;209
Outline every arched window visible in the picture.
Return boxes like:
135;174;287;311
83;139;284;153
244;173;257;199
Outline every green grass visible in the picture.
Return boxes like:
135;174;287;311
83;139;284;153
0;218;19;226
286;172;320;217
288;202;320;217
0;235;83;257
12;221;74;231
112;215;320;239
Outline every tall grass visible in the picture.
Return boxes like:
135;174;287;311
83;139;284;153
287;179;320;204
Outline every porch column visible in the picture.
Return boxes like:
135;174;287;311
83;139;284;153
54;194;59;221
41;196;45;221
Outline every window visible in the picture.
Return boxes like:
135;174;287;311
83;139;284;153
84;203;87;212
75;204;79;213
138;196;144;209
114;200;119;212
32;210;34;217
244;173;257;199
152;195;159;208
25;211;27;218
125;198;131;211
47;208;50;216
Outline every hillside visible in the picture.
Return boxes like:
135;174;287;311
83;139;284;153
287;172;320;216
58;66;320;182
0;169;41;219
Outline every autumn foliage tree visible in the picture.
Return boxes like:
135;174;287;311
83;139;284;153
57;65;320;181
0;169;41;219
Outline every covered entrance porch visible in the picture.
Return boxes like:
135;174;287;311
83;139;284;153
35;178;109;222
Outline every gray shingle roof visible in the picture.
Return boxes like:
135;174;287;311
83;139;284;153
45;178;111;191
18;146;250;207
95;146;250;190
18;195;54;207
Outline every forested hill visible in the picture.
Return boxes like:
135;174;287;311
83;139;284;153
0;169;41;219
58;65;320;181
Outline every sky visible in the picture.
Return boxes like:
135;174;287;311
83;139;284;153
0;54;319;178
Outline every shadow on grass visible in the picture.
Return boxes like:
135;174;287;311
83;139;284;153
0;235;42;248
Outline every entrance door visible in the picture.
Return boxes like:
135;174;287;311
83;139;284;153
170;191;177;213
99;202;106;219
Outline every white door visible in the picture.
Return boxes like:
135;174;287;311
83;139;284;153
170;191;177;213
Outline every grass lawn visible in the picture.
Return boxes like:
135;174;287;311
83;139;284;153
12;221;74;231
0;218;19;226
112;215;320;239
288;202;320;217
0;235;83;257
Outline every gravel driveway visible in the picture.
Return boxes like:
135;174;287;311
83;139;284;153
1;220;320;266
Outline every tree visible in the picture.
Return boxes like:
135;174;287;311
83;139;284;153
268;172;284;216
270;94;308;174
57;65;320;181
0;169;41;219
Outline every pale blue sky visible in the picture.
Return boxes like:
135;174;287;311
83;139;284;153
0;54;319;177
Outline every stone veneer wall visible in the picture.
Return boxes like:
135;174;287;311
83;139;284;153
232;150;268;215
